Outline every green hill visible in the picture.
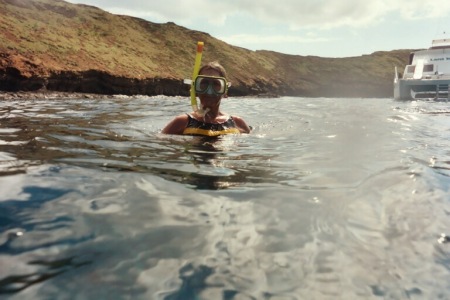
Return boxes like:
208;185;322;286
0;0;413;97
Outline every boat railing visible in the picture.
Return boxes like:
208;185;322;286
403;73;450;80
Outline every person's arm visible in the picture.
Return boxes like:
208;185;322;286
232;116;251;134
161;114;189;134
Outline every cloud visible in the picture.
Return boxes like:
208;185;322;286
228;0;388;29
397;1;450;20
68;0;450;30
219;33;331;46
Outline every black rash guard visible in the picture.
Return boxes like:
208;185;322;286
182;114;241;136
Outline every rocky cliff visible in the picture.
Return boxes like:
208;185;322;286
0;0;413;98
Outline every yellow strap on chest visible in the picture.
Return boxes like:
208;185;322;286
183;127;240;136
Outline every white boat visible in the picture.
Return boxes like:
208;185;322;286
394;37;450;100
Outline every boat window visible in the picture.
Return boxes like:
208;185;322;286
423;64;434;72
406;65;415;73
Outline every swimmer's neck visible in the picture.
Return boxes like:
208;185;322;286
194;109;225;123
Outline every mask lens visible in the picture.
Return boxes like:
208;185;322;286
212;79;225;94
198;78;210;93
195;76;227;95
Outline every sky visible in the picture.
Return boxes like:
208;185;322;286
66;0;450;58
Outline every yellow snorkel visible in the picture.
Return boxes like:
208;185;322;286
190;41;204;113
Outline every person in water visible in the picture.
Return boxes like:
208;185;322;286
162;61;251;136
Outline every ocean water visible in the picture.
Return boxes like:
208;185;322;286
1;96;450;299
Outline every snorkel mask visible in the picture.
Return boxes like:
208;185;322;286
194;75;230;96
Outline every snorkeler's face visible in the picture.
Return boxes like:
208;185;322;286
196;69;224;113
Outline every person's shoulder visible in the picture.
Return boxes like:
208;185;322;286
162;114;190;134
231;115;251;134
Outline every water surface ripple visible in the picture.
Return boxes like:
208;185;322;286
1;96;450;299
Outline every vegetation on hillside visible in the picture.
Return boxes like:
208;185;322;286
0;0;414;97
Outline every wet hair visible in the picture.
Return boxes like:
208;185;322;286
198;61;227;79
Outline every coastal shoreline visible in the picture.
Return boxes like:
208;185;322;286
0;91;278;101
0;91;189;100
0;91;127;100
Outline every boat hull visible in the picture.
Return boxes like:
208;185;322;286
394;79;450;100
